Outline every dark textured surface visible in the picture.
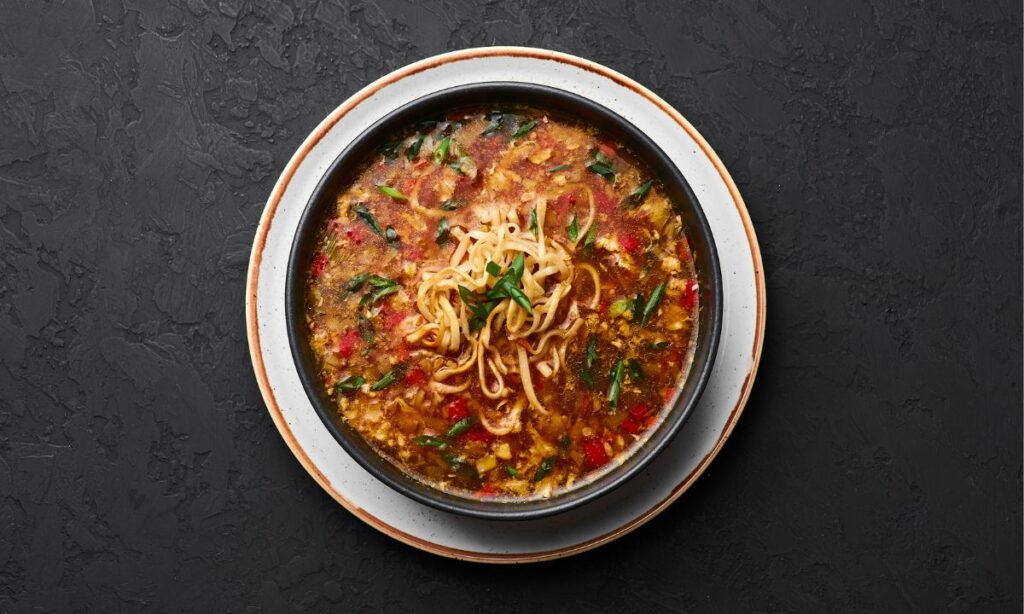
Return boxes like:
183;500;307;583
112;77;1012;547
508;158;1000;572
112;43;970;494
0;0;1020;611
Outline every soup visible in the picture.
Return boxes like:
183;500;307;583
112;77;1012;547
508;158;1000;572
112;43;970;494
304;106;700;499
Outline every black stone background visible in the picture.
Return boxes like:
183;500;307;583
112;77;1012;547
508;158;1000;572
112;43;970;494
0;0;1021;611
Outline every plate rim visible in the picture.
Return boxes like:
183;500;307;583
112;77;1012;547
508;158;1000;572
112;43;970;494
245;46;766;563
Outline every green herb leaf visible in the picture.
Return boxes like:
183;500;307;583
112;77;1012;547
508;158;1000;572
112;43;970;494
445;417;475;438
385;225;399;246
370;365;404;391
504;464;520;478
621;179;653;209
485;261;502;276
405;133;426;160
353;203;382;236
346;272;371;293
567;214;579;242
436;217;451;246
608;297;633;319
548;163;571;173
513;119;537;139
377;184;407;202
533;456;557;482
625;358;644;382
529;207;538;237
594;150;612;165
440;198;465;211
648;340;671;350
333;375;364;393
432;134;451;164
640;282;667;327
607;359;625;410
413;435;448;448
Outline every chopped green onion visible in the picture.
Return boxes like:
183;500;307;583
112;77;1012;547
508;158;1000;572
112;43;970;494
585;334;599;370
621;179;653;209
353;203;382;236
587;151;616;181
529;207;538;237
436;217;451;245
607;359;625;410
442;451;465;468
580;333;599;389
377;184;407;201
632;292;645;321
405;133;425;160
548;164;571;173
559;434;571;450
333;375;364;393
586;162;615;181
357;315;375;344
413;435;448;448
504;284;533;314
504;464;520;478
608;298;633;319
567;214;579;242
369;366;403;391
379;141;401;160
485;261;502;276
346;272;370;292
533;456;557;482
648;340;671;350
432;135;451;164
458;285;499;332
445;417;475;438
640;282;667;327
513;119;537;138
583;224;598;251
368;285;399;305
365;275;397;288
324;233;338;260
440;198;465;211
385;225;399;246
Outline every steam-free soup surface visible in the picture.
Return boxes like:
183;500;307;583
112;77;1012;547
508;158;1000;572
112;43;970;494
305;107;700;499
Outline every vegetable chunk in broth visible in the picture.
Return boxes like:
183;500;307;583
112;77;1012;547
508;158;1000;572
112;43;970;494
305;106;700;500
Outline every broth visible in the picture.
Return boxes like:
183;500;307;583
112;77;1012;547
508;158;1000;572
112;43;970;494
304;106;700;499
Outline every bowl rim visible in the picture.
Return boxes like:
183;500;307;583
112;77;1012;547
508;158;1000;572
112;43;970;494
285;81;723;520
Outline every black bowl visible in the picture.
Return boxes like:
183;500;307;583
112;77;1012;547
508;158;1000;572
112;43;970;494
286;82;722;520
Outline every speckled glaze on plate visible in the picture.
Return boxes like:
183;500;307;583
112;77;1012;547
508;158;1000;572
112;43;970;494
246;47;765;562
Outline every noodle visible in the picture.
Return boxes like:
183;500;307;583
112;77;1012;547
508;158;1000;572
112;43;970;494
406;198;575;430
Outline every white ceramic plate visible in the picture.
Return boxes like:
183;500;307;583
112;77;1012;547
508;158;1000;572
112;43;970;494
247;47;765;562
